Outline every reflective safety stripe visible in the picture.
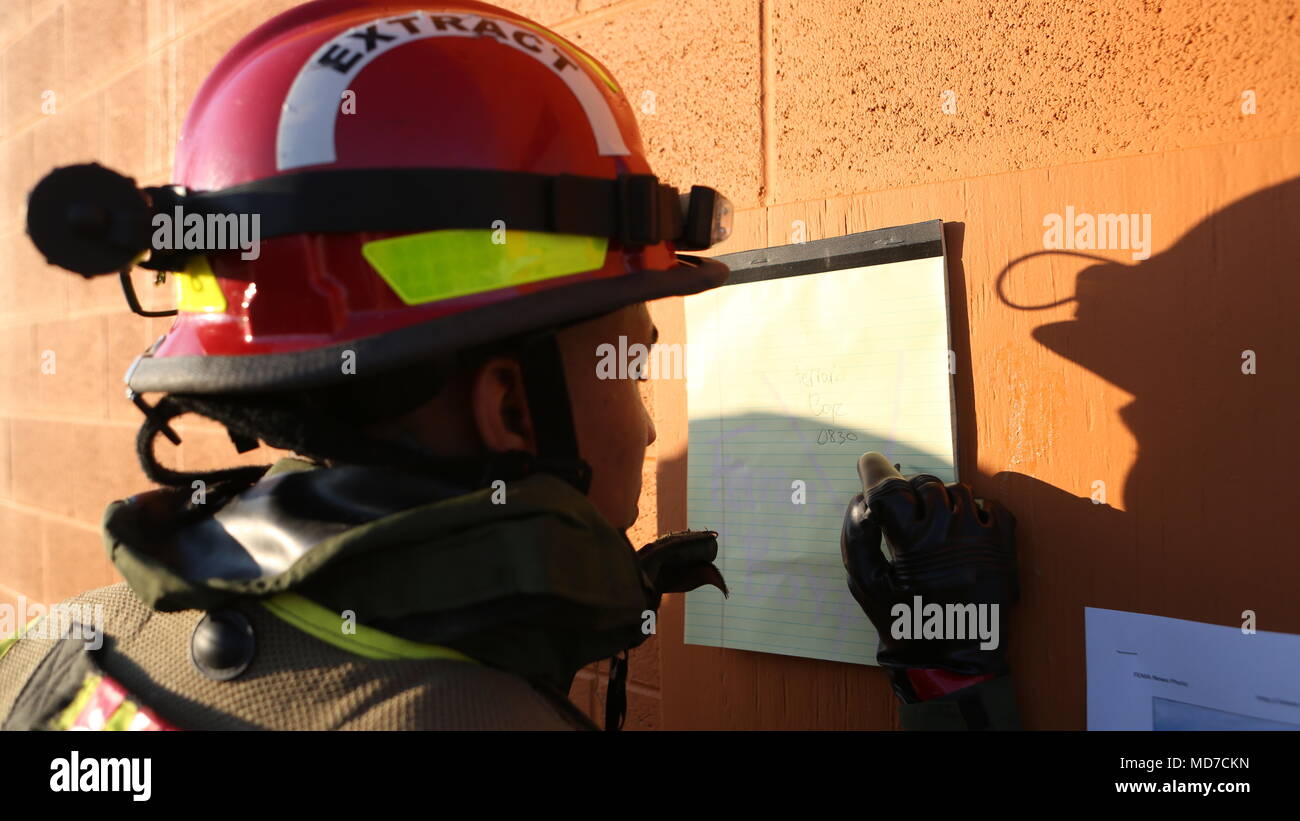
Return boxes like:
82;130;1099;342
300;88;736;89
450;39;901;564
362;229;607;306
261;592;477;663
53;674;103;730
176;255;227;313
53;673;177;731
0;617;44;663
102;699;140;731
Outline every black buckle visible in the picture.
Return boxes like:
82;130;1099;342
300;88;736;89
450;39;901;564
678;185;721;251
126;391;182;446
616;174;659;247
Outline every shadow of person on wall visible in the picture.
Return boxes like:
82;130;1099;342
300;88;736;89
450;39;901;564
989;177;1300;727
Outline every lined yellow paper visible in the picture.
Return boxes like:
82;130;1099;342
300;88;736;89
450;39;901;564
683;254;956;665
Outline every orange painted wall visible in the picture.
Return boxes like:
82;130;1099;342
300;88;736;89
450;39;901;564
1;0;1298;730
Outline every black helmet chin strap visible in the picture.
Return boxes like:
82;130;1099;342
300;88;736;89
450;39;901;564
132;328;593;496
513;330;631;731
505;331;593;495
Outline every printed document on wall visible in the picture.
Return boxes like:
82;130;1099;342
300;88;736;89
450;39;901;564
1086;607;1300;730
683;227;956;665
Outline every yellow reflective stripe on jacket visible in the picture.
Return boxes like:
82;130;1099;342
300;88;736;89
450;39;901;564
53;674;104;730
52;673;173;731
0;617;45;663
102;700;140;731
260;592;477;663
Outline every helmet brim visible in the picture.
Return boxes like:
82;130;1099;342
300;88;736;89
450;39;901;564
127;254;729;394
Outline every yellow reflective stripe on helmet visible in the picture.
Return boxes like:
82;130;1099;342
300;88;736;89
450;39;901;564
261;592;477;663
176;255;228;313
512;19;621;95
53;673;103;731
362;229;607;306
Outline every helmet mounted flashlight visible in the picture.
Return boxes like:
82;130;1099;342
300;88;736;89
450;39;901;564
26;162;732;283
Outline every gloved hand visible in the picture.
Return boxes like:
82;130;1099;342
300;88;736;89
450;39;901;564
637;529;728;610
840;453;1017;704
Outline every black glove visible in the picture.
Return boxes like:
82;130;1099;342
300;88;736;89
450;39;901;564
637;529;729;610
840;453;1017;701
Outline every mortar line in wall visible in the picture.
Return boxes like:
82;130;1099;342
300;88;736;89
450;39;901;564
6;122;1292;219
0;410;146;429
0;415;243;440
0;316;140;330
553;0;659;30
759;132;1300;215
2;0;284;146
759;0;774;208
0;580;34;602
5;8;1288;207
3;418;10;516
0;303;173;329
0;0;63;51
0;497;102;534
4;8;1294;225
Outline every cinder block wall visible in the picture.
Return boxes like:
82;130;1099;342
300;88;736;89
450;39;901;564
2;0;1297;730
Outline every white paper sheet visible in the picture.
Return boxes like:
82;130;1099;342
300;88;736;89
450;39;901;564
1086;607;1300;730
683;253;956;665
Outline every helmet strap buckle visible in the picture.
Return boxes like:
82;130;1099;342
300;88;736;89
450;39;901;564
127;390;182;446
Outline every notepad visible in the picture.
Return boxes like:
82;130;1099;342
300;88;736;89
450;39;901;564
683;221;956;665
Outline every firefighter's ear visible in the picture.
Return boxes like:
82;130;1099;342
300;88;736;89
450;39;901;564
469;355;536;454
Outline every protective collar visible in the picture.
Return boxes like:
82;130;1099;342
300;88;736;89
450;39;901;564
103;458;721;688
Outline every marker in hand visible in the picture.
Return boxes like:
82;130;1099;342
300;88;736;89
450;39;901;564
857;451;902;494
856;452;985;513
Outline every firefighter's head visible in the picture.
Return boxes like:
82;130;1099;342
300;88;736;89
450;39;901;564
366;301;660;530
26;0;731;530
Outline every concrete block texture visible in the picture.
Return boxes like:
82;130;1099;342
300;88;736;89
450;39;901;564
767;0;1300;202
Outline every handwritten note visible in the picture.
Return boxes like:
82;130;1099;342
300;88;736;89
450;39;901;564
683;252;956;665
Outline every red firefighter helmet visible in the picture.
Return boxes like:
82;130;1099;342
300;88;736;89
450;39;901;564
113;0;730;394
